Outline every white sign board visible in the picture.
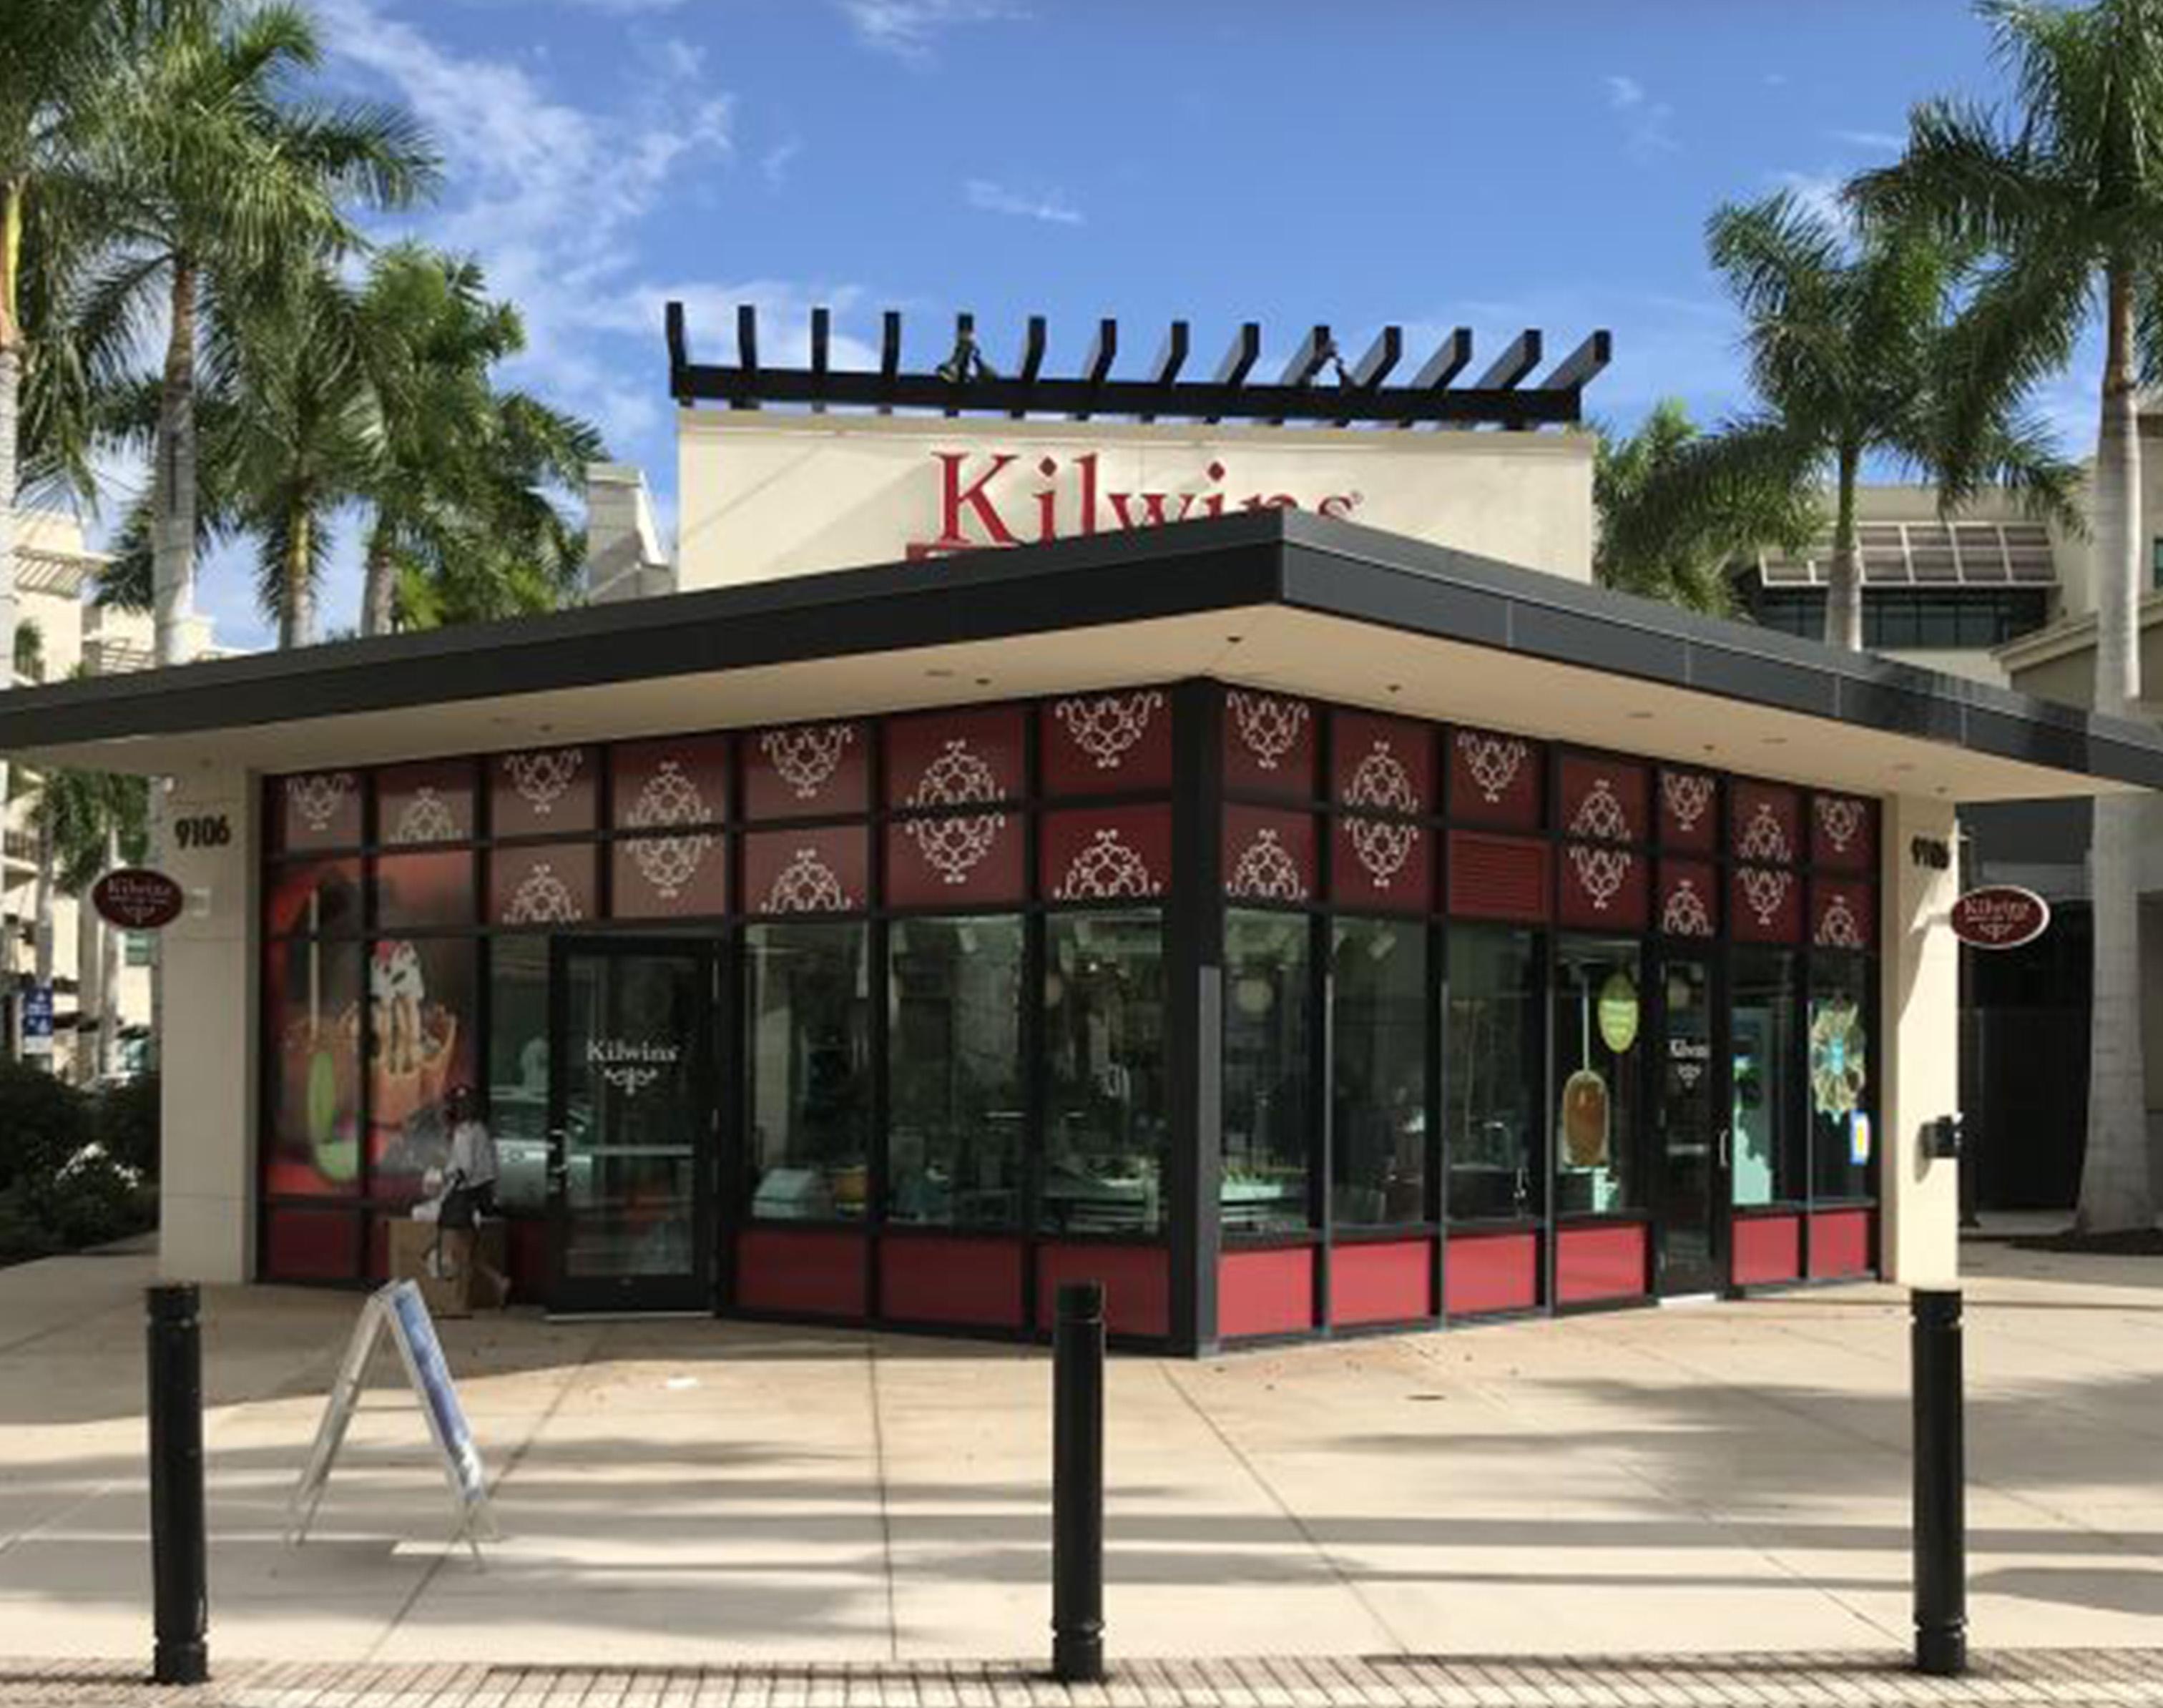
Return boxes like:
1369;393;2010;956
288;1280;495;1557
678;413;1594;591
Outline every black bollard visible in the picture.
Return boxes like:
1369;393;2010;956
147;1283;209;1686
1051;1280;1106;1684
1912;1288;1966;1677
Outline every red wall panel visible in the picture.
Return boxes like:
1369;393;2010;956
1731;1212;1802;1285
883;705;1026;808
1219;1247;1314;1338
1330;1240;1433;1327
263;1207;361;1282
1334;816;1433;912
735;1228;870;1318
1222;689;1318;798
1811;793;1876;872
744;720;868;818
1223;805;1316;904
1036;1244;1172;1340
1448;728;1544;827
1447;832;1550;921
1556;1222;1649;1305
1445;1230;1539;1316
1809;1208;1875;1278
1657;768;1719;852
880;1236;1026;1328
1044;690;1173;795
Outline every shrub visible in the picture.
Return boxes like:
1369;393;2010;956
0;1064;92;1197
93;1073;160;1181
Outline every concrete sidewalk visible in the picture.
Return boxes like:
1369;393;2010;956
1;1244;2160;1668
6;1650;2163;1708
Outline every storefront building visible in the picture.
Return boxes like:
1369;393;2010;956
6;308;2158;1350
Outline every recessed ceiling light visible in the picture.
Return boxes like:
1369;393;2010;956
1225;634;1244;645
1625;710;1654;721
1386;683;1402;695
926;667;955;679
974;676;991;687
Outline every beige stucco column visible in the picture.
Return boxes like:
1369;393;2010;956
158;763;258;1285
1880;793;1961;1287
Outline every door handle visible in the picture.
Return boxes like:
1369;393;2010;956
1717;1126;1731;1170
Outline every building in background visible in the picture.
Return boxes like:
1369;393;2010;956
3;509;156;1082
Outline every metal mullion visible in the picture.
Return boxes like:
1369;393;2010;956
866;726;890;1327
1021;703;1044;1335
1428;911;1446;1320
1313;700;1336;1332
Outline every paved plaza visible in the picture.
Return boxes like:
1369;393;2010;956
1;1241;2159;1684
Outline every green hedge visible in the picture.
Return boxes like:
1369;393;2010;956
0;1064;160;1264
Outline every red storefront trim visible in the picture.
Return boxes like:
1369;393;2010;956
1220;1247;1314;1338
1445;1228;1539;1316
879;1235;1026;1328
1556;1222;1649;1305
1808;1207;1875;1278
736;1228;870;1318
1330;1240;1432;1326
1730;1210;1803;1285
1036;1243;1171;1340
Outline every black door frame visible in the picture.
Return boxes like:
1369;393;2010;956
546;933;722;1315
1648;941;1729;1295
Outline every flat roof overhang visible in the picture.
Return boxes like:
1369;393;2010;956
6;509;2159;803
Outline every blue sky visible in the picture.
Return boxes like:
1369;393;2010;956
190;0;2086;649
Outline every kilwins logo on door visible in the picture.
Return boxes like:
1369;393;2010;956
905;452;1363;559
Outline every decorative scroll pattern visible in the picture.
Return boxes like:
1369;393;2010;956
622;760;717;900
288;772;355;833
1052;829;1157;900
762;846;852;913
1227;690;1308;771
388;787;458;846
1816;795;1866;858
1569;843;1634;913
1569;777;1630;843
1456;732;1529;804
504;862;584;925
1346;818;1421;888
1816;891;1868;950
1662;875;1714;938
1344;740;1420;815
1661;771;1714;836
1053;691;1164;770
760;724;855;800
1227;828;1308;901
1737;803;1794;865
902;739;1007;885
1737;865;1795;928
504;748;584;818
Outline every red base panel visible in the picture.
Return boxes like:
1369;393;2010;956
263;1207;361;1282
735;1228;870;1319
1036;1244;1172;1340
1330;1240;1432;1327
880;1235;1026;1328
1556;1222;1649;1305
1809;1207;1874;1278
1446;1230;1539;1316
1732;1212;1802;1285
1219;1247;1313;1338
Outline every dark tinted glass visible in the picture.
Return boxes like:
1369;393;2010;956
745;922;872;1219
1810;952;1875;1199
1333;917;1428;1227
1445;926;1543;1222
887;916;1024;1227
1222;911;1313;1234
1554;936;1644;1214
1042;912;1166;1235
1731;946;1803;1205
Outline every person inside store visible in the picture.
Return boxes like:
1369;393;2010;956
437;1084;511;1308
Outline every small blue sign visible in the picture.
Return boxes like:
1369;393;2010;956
21;986;54;1056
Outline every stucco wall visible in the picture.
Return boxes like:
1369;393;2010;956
1883;794;1962;1287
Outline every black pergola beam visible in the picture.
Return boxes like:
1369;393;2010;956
664;306;1604;428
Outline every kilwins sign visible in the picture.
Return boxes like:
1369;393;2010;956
678;414;1595;591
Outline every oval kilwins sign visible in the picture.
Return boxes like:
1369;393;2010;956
92;867;186;931
1951;885;2051;951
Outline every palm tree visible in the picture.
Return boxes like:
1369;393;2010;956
34;763;147;1081
1594;398;1820;616
1612;192;2080;651
76;0;436;666
1853;0;2163;1235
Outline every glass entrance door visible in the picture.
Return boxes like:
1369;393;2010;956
1653;953;1723;1294
548;939;717;1313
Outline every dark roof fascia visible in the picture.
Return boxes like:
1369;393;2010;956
1276;511;2163;790
0;515;1292;752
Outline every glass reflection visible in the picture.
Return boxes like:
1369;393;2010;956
887;916;1024;1227
1222;911;1312;1232
1042;912;1165;1235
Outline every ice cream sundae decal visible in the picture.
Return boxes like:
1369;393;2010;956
371;940;458;1129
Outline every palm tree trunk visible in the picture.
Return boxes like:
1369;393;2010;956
29;804;52;1074
1825;443;1864;651
99;824;121;1081
74;863;98;1086
362;531;397;636
2076;257;2155;1235
152;257;200;669
280;509;315;648
1;180;23;1060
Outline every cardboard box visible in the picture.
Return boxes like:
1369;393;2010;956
387;1217;506;1317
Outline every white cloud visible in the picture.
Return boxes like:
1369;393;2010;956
761;136;803;191
838;0;1026;65
1830;128;1905;152
1604;72;1677;161
1772;169;1853;235
964;178;1083;226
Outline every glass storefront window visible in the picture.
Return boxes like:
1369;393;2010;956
1222;911;1312;1234
264;936;363;1196
1732;946;1803;1205
746;922;871;1219
1043;912;1166;1235
1332;916;1427;1227
486;936;551;1217
367;937;479;1205
1810;953;1875;1199
887;916;1024;1228
1446;926;1543;1221
1554;937;1643;1215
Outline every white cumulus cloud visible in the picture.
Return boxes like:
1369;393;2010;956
964;178;1083;225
